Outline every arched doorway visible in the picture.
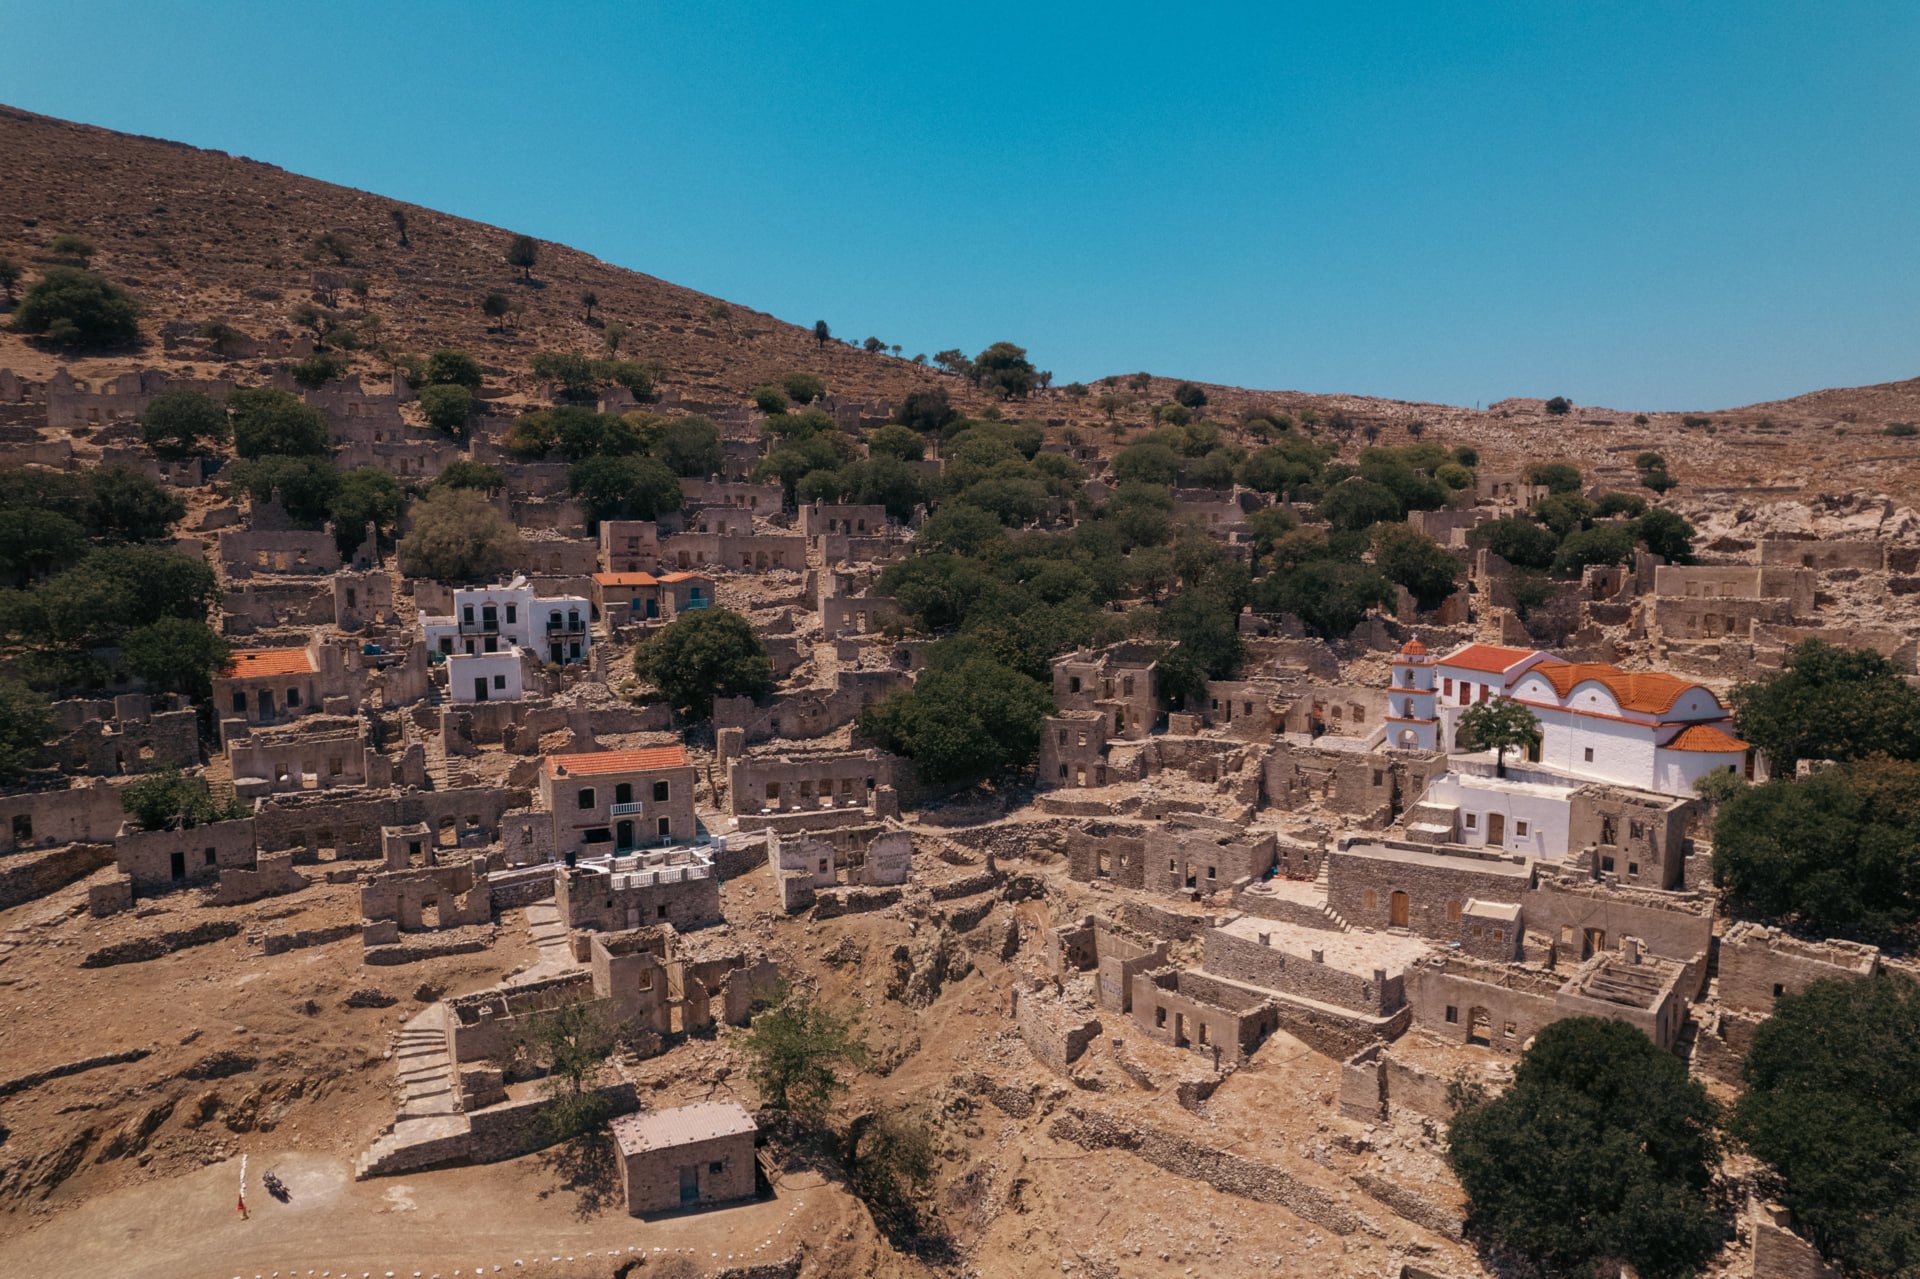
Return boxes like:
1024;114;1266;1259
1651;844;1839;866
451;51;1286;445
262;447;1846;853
1389;890;1410;928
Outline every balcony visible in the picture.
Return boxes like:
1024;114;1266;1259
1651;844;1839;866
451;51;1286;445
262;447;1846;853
458;615;502;635
609;801;644;817
545;617;588;634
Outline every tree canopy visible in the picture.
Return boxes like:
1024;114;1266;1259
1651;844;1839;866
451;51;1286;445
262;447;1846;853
568;455;683;528
1711;758;1920;941
140;388;230;459
859;644;1052;785
0;679;53;780
395;487;522;584
1448;1017;1720;1279
634;607;772;720
1730;640;1920;775
1733;973;1920;1278
741;986;866;1122
229;388;329;458
1455;697;1542;777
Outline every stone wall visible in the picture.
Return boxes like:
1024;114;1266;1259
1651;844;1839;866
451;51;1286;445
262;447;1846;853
1202;925;1405;1015
1522;873;1713;965
1011;985;1102;1075
0;781;126;854
1327;843;1531;940
115;818;257;893
0;841;114;910
1717;922;1881;1016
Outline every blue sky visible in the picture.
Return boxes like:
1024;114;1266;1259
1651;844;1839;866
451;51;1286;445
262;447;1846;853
3;1;1914;409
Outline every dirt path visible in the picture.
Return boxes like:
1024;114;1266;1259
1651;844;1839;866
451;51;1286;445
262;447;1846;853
9;1150;839;1279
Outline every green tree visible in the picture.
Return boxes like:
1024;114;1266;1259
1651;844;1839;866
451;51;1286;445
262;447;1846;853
813;319;830;348
531;351;602;401
750;384;788;414
330;467;405;557
229;388;329;458
396;487;522;583
289;352;346;389
852;1108;940;1228
934;348;974;379
1317;477;1403;532
506;233;538;281
84;465;184;541
140;388;230;459
505;1002;626;1142
915;505;1004;556
1454;697;1542;777
742;986;867;1122
858;649;1051;785
481;290;511;329
654;415;724;477
893;386;956;434
568;455;683;528
973;341;1037;399
579;289;598;323
866;423;926;461
1448;1017;1719;1279
1468;516;1558;570
1730;640;1920;774
417;383;473;438
1551;525;1634;577
425;349;483;390
1252;558;1392;639
228;455;341;526
0;679;53;780
1526;460;1582;493
0;257;21;304
12;267;141;348
1172;380;1208;411
433;459;506;493
119;769;244;831
782;371;827;405
1732;973;1920;1277
1633;508;1694;562
121;617;231;702
1372;525;1459;611
1711;759;1920;940
635;607;773;719
1543;395;1572;416
0;508;86;586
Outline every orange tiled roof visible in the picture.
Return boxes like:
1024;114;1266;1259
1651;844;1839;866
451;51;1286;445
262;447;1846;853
594;572;659;587
1396;638;1428;658
1440;643;1537;674
547;746;689;777
223;647;317;678
1665;724;1749;753
1531;661;1716;716
656;571;711;583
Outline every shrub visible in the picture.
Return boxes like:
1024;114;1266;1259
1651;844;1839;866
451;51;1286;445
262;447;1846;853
1525;461;1582;493
12;267;140;347
1551;525;1634;576
1543;395;1571;415
782;371;826;405
1886;422;1916;438
751;384;788;414
1372;525;1459;611
859;649;1051;785
506;233;538;280
425;349;483;390
289;352;347;389
0;680;53;780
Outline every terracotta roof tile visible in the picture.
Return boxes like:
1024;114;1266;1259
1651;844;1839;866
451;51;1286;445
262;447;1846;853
547;745;689;777
593;572;659;587
1439;643;1538;674
1665;724;1749;753
223;648;317;678
1531;661;1717;715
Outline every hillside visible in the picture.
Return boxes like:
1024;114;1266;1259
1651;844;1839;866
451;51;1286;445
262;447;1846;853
1;101;1918;499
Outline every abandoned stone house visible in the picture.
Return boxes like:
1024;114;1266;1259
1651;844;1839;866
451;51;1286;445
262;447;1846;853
540;746;698;855
45;694;200;776
0;779;125;853
215;639;353;738
361;855;492;941
553;846;721;933
797;500;889;538
112;816;258;894
725;748;893;819
1038;710;1112;789
1066;822;1277;899
612;1101;757;1216
769;827;912;912
1404;941;1692;1054
1052;642;1163;740
588;569;714;628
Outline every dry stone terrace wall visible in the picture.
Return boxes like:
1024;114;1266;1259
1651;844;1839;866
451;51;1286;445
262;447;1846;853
1203;924;1408;1015
252;785;525;859
0;781;126;853
1046;1107;1370;1236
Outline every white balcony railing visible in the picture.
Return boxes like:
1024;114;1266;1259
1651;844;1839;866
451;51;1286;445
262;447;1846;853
609;802;645;816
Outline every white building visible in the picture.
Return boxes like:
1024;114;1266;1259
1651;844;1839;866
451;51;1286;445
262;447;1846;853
1408;642;1750;798
421;577;592;668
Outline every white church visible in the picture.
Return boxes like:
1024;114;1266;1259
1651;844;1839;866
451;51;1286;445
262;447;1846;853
1385;640;1751;798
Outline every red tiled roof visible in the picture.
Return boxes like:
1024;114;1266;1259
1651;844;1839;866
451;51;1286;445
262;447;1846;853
1440;643;1538;674
593;572;659;587
223;648;317;678
1395;638;1429;658
1665;724;1749;753
656;571;711;584
1531;661;1715;716
547;746;689;777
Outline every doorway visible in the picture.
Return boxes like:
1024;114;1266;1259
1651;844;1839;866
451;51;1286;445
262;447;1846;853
169;851;186;882
1485;813;1505;845
473;677;488;701
1389;890;1410;928
1468;1006;1492;1047
679;1165;699;1206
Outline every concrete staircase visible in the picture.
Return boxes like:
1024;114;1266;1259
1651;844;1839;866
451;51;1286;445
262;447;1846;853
353;1004;471;1180
521;901;573;980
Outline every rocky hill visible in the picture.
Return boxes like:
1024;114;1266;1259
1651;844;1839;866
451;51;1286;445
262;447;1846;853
2;101;1917;498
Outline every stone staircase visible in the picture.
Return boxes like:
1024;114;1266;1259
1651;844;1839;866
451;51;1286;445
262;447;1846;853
352;1004;472;1180
521;901;573;979
1310;863;1353;932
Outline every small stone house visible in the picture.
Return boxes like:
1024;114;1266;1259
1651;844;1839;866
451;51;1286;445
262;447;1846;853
611;1101;757;1215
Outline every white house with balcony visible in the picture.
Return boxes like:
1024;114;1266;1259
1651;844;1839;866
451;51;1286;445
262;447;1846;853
420;577;593;700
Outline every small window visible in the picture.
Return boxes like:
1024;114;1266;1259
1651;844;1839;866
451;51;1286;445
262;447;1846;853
506;604;518;623
1363;889;1378;912
1584;747;1595;762
709;1161;724;1176
1515;820;1530;836
1464;813;1478;829
578;788;595;810
1627;862;1640;877
1773;983;1786;999
1445;1005;1459;1024
286;688;302;708
1206;866;1216;880
656;903;667;918
493;674;506;690
1601;855;1615;873
653;780;669;802
204;848;217;866
1503;1021;1517;1039
1155;1007;1167;1028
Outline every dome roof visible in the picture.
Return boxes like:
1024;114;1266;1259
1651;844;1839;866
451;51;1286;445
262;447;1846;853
1395;638;1429;658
